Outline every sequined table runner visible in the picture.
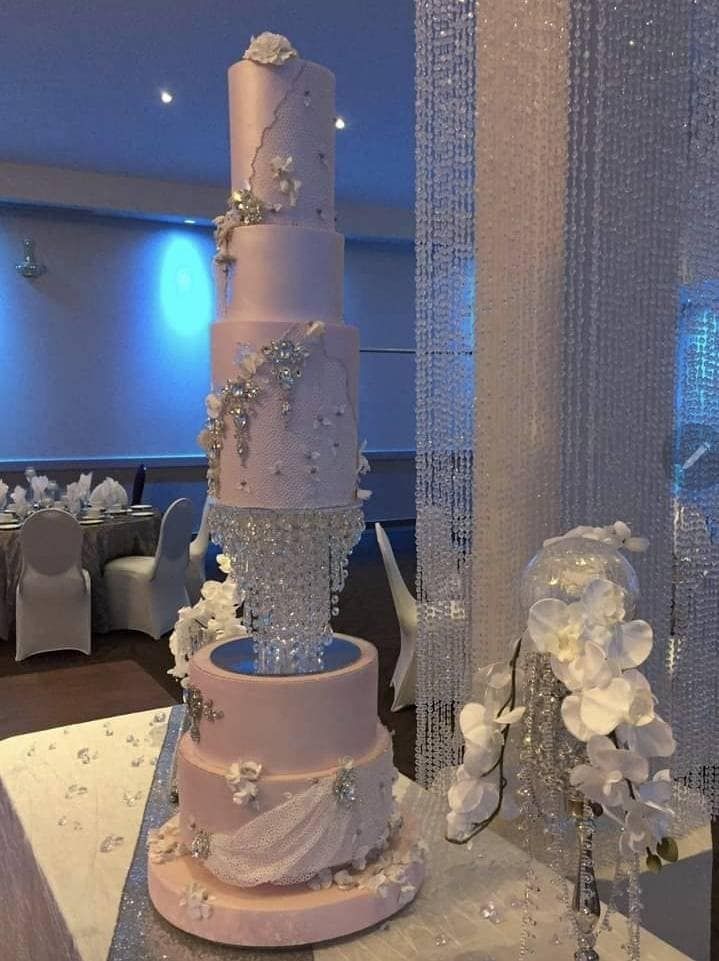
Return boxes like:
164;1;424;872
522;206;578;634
0;706;708;961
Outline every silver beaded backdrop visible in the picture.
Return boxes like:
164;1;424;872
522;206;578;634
416;0;719;814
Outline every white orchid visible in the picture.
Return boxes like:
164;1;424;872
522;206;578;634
459;699;525;746
616;714;676;758
544;521;649;553
592;618;654;670
527;597;587;662
569;735;648;808
447;767;500;823
550;639;615;692
619;779;674;858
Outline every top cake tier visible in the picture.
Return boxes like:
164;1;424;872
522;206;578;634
228;58;335;229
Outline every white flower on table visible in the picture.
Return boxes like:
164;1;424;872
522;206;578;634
243;32;298;65
225;759;262;806
569;735;648;809
180;881;215;921
270;155;302;207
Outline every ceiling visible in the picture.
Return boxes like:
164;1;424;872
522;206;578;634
0;0;414;209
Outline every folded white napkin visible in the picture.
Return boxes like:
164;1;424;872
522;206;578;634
77;472;93;497
30;475;50;502
0;479;7;510
10;486;29;516
63;481;83;516
89;477;128;509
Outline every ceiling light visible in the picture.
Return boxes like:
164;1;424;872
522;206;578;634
160;90;174;104
183;218;196;225
334;116;346;130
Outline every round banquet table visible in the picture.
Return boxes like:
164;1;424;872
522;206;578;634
0;511;161;635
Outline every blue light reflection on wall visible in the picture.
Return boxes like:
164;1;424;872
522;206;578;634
158;233;213;337
673;283;719;498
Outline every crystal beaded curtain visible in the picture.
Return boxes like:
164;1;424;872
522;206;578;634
670;0;719;812
414;0;476;787
416;0;719;808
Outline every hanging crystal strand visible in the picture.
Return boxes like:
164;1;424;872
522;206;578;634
625;856;642;961
570;798;601;961
415;0;476;790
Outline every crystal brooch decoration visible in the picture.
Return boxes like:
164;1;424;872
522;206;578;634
191;829;211;861
262;338;311;415
333;760;357;808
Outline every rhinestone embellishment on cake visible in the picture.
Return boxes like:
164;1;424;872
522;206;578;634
262;337;311;415
333;758;357;808
191;828;211;861
186;686;224;743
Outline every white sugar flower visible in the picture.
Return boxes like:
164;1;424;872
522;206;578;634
308;867;333;891
243;32;298;65
527;598;586;662
216;553;232;575
333;869;358;890
616;713;676;758
569;735;648;808
205;392;222;419
180;881;214;920
356;488;373;501
357;440;371;476
270;155;302;207
225;759;262;806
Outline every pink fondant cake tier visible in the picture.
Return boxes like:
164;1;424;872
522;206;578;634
212;319;359;509
229;58;335;229
226;224;343;324
187;635;378;771
177;725;393;843
148;822;425;947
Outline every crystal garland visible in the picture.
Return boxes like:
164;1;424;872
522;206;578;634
414;0;476;789
209;503;364;674
669;0;719;814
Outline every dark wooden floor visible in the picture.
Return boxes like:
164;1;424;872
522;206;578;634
0;523;417;777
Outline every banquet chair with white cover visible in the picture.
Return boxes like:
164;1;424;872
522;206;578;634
375;522;417;711
186;496;211;605
104;498;192;639
16;509;91;660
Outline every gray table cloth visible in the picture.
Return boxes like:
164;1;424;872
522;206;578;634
0;512;161;634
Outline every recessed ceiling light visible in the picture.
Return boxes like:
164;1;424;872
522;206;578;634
160;89;174;104
334;116;346;130
183;218;196;225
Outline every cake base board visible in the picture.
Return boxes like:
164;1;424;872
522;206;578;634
148;824;424;948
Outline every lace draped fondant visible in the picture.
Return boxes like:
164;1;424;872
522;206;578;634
204;749;396;886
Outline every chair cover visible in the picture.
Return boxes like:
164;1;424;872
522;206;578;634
186;496;211;605
375;523;417;711
104;498;192;639
16;509;91;660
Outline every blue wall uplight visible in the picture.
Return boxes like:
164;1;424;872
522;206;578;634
158;233;213;337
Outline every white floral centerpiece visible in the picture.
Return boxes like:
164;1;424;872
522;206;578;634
447;522;679;959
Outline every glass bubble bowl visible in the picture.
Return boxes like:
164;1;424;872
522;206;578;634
519;536;639;615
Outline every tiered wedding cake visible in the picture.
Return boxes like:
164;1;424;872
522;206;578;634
147;34;424;947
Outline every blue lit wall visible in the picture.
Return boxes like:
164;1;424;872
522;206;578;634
0;210;417;464
0;208;214;461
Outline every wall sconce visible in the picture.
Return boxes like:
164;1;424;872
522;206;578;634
16;239;46;279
